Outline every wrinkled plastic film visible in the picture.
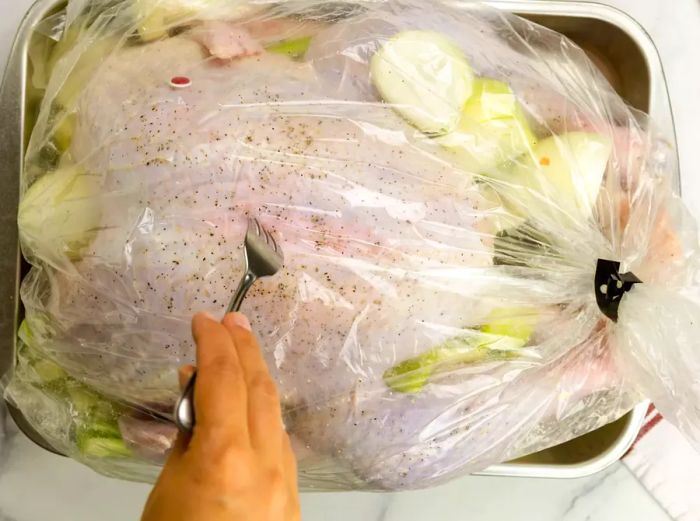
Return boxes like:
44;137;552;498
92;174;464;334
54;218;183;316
5;0;700;490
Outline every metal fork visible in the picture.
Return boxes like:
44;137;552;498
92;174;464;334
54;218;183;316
174;218;284;433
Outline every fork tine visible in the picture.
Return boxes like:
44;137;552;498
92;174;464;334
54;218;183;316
262;227;275;249
246;217;255;237
268;230;279;253
247;217;282;260
253;218;262;237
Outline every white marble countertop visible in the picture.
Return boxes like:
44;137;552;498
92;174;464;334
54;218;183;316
0;418;674;521
1;0;698;519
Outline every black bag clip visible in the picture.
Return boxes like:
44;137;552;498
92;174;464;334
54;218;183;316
594;259;642;322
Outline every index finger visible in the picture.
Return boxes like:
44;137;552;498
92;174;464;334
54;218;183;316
222;313;284;457
191;313;248;446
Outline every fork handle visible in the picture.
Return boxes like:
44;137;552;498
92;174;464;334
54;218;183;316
227;271;257;313
174;373;197;433
174;271;258;434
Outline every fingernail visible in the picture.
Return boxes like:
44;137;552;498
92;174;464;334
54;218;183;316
200;311;216;321
229;312;252;331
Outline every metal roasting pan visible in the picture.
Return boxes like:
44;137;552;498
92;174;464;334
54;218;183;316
0;0;676;478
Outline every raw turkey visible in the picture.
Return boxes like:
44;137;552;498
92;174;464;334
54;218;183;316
13;0;693;490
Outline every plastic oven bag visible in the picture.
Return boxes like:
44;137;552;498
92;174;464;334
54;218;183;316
5;0;700;490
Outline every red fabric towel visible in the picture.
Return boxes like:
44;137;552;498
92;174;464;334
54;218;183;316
623;405;700;521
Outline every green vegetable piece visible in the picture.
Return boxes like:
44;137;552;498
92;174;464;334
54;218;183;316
75;416;130;458
479;307;538;344
33;359;67;384
84;420;122;439
134;4;169;43
18;166;101;262
383;331;527;394
48;22;119;110
436;78;538;173
504;132;612;222
78;437;132;459
18;320;34;346
383;351;439;394
433;335;490;363
266;36;312;59
492;224;555;267
24;311;55;345
68;385;104;415
53;112;77;152
371;30;474;135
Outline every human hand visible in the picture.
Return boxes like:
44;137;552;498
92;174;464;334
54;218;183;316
141;312;300;521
